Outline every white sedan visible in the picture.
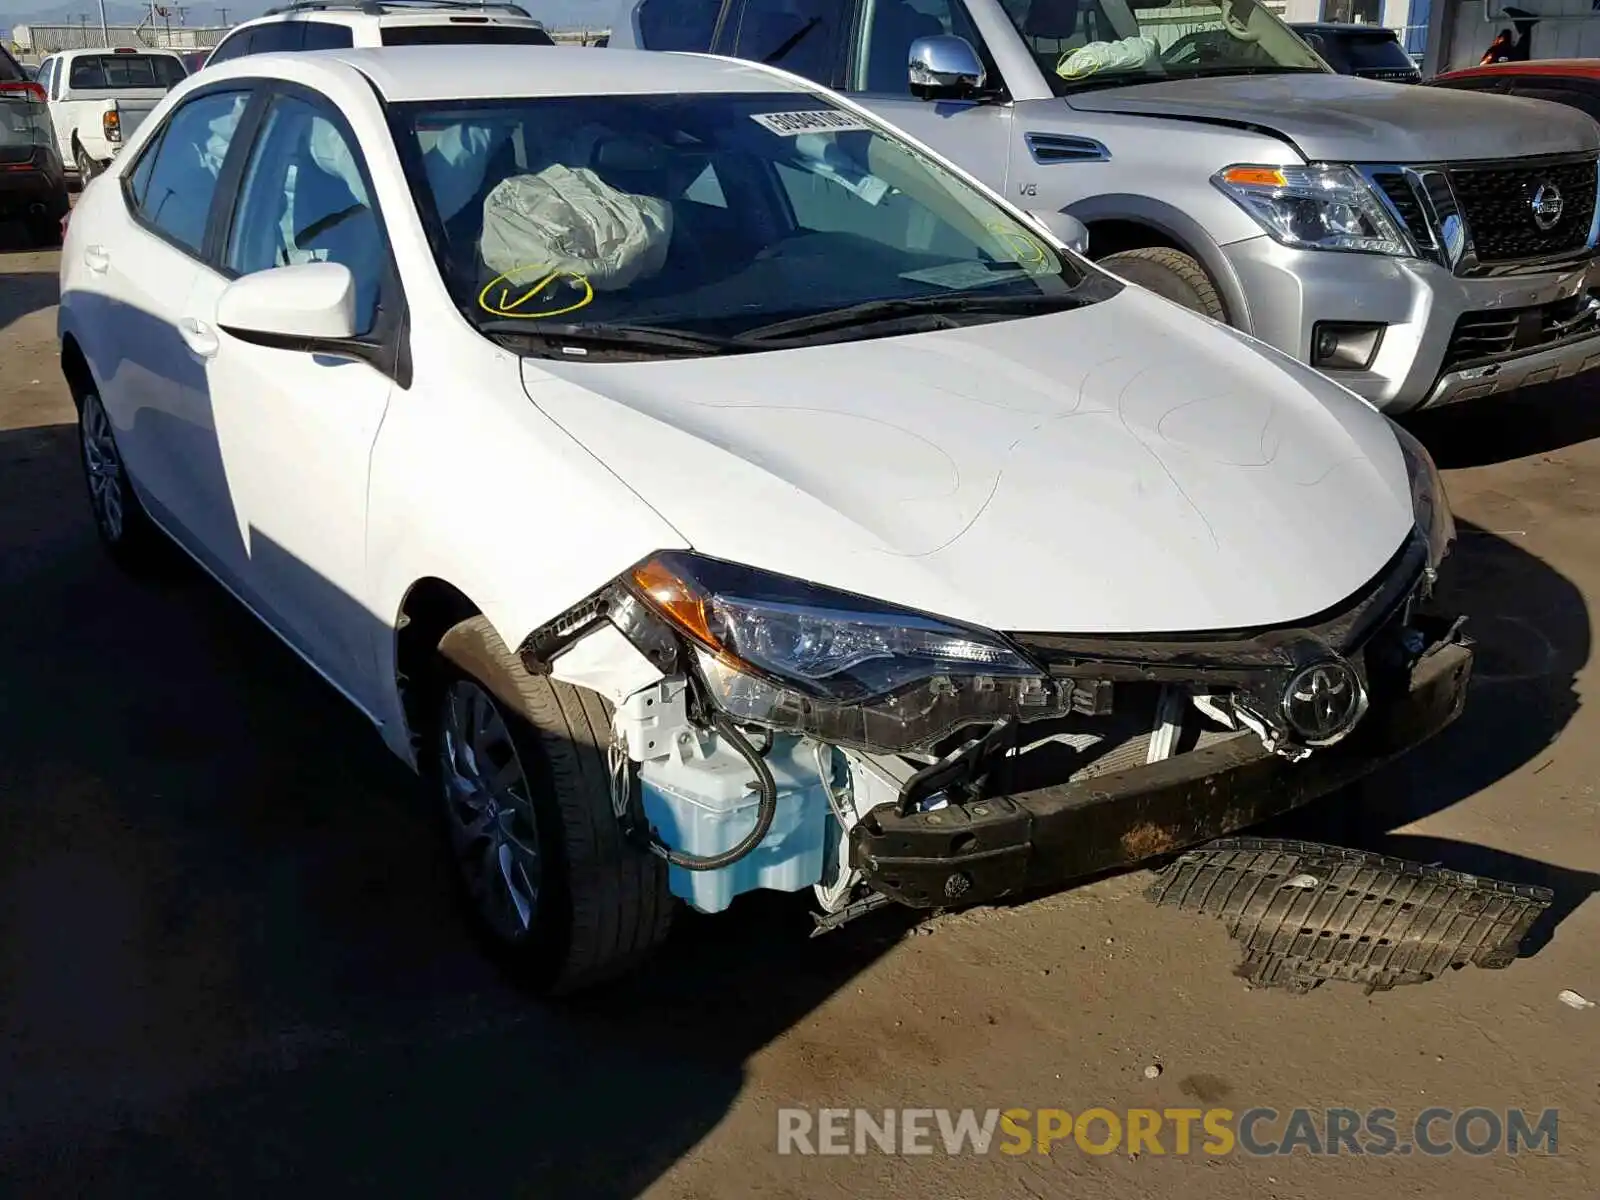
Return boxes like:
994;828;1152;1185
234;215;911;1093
59;44;1469;992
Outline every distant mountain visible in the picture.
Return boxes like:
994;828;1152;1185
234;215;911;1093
5;0;615;32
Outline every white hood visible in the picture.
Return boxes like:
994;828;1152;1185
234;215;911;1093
522;287;1415;634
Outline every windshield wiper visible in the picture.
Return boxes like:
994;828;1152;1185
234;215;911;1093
739;292;1087;343
477;320;745;359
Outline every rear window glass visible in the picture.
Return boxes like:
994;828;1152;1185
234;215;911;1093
0;47;25;82
380;23;554;46
69;53;187;89
1313;31;1415;73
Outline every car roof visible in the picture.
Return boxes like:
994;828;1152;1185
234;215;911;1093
1435;58;1600;82
237;2;544;27
300;45;810;102
58;45;184;54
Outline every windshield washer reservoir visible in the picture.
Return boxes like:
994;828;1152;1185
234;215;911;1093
640;734;831;913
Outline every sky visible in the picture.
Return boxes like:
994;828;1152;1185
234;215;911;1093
1;0;616;30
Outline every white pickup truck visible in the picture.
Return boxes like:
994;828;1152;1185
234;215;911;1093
32;47;186;181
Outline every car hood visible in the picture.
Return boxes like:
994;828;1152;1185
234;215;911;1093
1065;73;1600;163
521;286;1416;635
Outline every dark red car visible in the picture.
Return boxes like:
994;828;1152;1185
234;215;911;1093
1429;60;1600;123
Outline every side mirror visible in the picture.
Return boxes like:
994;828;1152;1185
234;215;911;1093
909;35;986;99
217;262;359;348
1027;209;1090;255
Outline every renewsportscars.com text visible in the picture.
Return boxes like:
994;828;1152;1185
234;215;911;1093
776;1106;1559;1157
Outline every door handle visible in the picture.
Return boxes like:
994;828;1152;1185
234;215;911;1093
178;316;219;359
83;244;109;273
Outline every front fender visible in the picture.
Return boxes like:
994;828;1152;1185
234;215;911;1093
1069;193;1254;333
362;338;687;756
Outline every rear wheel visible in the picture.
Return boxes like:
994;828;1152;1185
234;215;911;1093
74;144;102;183
77;388;161;570
432;615;674;994
1100;247;1226;322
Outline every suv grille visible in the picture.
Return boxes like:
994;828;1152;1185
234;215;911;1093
1371;171;1431;246
1449;156;1597;264
1443;292;1600;371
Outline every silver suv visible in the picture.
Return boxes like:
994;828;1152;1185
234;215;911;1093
204;0;554;65
612;0;1600;412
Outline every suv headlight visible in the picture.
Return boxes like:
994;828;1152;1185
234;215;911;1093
1214;164;1411;256
1392;422;1454;572
630;552;1038;702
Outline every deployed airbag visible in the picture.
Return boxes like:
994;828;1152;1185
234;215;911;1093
479;163;673;289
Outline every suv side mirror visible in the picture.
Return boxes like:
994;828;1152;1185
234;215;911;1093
909;35;986;99
1027;209;1090;255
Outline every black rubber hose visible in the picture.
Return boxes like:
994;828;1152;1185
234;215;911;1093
649;713;779;872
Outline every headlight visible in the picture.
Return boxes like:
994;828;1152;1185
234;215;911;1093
630;552;1038;702
1391;422;1454;572
1213;164;1411;256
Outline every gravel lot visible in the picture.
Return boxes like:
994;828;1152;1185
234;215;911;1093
2;236;1597;1198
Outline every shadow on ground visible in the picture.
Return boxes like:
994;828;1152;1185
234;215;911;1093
1272;514;1597;959
0;403;1592;1194
0;421;911;1197
0;268;58;334
1404;374;1600;469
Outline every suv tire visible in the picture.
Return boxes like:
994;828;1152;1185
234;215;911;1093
1101;247;1226;322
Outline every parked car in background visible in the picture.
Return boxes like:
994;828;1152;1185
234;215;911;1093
611;0;1600;413
203;0;555;65
1430;59;1600;124
0;42;69;243
60;43;1471;992
1290;22;1420;83
32;46;186;181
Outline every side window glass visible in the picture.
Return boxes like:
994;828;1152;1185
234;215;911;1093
126;127;165;209
1513;85;1600;123
730;0;849;87
206;30;254;64
637;0;721;51
132;89;250;255
250;22;308;53
853;0;984;94
301;22;356;50
225;95;384;335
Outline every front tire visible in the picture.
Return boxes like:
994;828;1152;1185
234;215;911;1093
1100;247;1226;322
432;615;673;994
77;389;161;570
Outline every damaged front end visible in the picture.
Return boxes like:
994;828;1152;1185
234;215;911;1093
519;429;1469;921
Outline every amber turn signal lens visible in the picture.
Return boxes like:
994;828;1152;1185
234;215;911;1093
630;558;718;649
1219;166;1286;188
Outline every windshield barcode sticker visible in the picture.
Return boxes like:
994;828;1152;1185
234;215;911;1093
750;109;872;136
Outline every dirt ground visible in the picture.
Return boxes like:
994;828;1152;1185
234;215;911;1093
2;235;1597;1199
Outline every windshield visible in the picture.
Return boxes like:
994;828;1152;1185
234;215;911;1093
393;92;1111;356
1001;0;1327;94
68;53;186;90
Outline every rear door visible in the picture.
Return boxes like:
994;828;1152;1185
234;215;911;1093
89;84;259;581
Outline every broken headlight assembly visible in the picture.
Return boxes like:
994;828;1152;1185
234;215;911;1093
626;552;1076;752
1392;421;1455;578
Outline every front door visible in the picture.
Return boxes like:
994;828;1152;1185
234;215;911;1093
841;0;1014;189
184;87;396;707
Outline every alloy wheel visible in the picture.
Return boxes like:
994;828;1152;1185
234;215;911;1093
80;393;126;543
438;679;543;943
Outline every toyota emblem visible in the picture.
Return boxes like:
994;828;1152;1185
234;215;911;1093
1281;660;1365;745
1531;181;1565;232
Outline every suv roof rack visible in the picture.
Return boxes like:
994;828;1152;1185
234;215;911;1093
262;0;537;19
